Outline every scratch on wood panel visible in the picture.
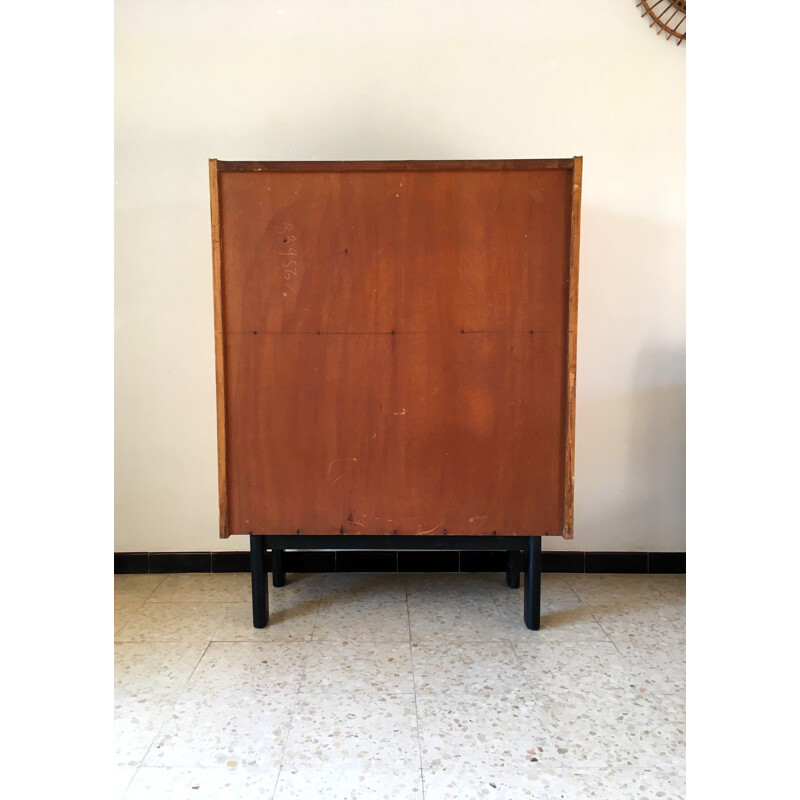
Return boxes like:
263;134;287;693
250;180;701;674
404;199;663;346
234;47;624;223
417;523;442;535
326;457;358;475
331;474;345;485
468;515;487;523
393;408;407;416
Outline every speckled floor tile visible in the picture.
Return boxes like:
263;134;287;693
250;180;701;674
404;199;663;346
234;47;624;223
115;574;167;602
322;573;409;602
147;573;252;603
301;641;414;694
113;571;685;797
405;573;500;596
143;685;294;767
491;586;585;613
491;574;579;603
539;572;582;591
412;641;526;696
417;691;561;772
312;598;410;641
538;688;685;768
617;635;686;663
591;601;685;646
422;764;583;800
589;595;685;623
116;696;176;767
408;596;508;642
212;599;319;641
614;642;686;694
492;592;582;616
115;642;207;696
649;574;686;600
514;639;683;698
422;764;686;800
115;643;208;766
503;604;612;643
575;765;686;799
495;590;592;641
513;640;627;693
273;764;424;799
116;600;145;634
277;573;330;592
609;628;686;650
423;764;542;800
282;693;420;772
114;602;228;643
123;765;279;798
186;641;309;694
564;574;665;604
267;574;329;604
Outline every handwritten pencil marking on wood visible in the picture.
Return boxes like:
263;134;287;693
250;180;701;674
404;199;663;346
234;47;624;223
276;222;299;297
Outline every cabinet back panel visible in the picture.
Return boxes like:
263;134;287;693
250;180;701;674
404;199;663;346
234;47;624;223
212;161;579;537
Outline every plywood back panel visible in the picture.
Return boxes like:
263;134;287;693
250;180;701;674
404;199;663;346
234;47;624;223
211;159;582;538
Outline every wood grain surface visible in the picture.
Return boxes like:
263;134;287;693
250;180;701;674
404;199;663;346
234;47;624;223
211;160;581;538
208;159;228;535
563;156;583;540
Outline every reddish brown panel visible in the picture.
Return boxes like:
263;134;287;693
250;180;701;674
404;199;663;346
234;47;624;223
218;168;571;336
214;162;575;537
224;331;565;536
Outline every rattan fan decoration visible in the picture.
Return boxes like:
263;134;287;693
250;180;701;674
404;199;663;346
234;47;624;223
636;0;686;45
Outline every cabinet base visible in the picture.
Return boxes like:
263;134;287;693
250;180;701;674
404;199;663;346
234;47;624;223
249;534;541;631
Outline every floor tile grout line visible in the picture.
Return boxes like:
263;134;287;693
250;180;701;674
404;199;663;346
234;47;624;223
183;639;214;687
306;590;323;642
566;580;583;603
586;613;617;648
118;764;139;799
270;638;313;800
131;639;211;778
488;582;517;645
406;577;426;800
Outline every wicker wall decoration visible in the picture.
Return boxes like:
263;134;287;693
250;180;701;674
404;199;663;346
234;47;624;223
636;0;686;45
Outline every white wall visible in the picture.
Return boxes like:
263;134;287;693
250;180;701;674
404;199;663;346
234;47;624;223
115;0;685;553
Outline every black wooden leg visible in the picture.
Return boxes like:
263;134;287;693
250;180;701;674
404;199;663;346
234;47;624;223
523;536;542;630
506;550;521;588
272;548;286;587
250;534;268;628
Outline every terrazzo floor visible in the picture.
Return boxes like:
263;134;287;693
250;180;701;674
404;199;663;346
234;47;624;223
115;570;686;799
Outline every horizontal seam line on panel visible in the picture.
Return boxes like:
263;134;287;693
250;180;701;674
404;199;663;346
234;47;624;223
220;330;546;335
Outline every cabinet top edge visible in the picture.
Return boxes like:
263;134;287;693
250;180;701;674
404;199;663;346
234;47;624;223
212;158;581;173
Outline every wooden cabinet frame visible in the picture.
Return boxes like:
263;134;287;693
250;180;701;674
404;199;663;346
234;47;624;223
210;158;582;629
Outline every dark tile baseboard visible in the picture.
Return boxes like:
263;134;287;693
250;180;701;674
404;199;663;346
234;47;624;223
648;551;686;574
585;551;648;574
115;549;685;575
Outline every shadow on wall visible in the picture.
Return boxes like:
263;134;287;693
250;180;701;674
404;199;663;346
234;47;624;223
570;344;685;553
631;344;686;550
555;199;686;553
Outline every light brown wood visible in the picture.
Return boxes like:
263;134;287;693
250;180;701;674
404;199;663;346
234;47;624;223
217;159;575;173
209;159;229;537
211;159;581;539
563;156;583;539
